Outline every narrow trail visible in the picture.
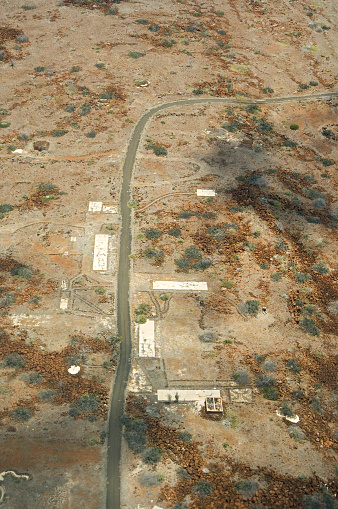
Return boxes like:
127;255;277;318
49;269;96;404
74;91;337;509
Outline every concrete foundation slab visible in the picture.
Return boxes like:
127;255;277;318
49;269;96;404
93;234;109;271
197;189;216;197
138;320;156;357
153;281;208;291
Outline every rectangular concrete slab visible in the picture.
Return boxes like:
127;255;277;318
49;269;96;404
157;389;220;402
102;205;118;214
93;234;109;271
197;189;216;197
88;201;103;212
153;281;208;291
60;297;68;310
139;320;156;357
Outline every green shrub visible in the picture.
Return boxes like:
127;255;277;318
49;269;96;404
28;372;43;385
185;245;201;259
144;228;163;240
142;447;162;464
148;24;160;32
270;272;282;282
193;258;211;270
310;396;323;414
174;258;190;271
71;394;100;415
312;261;329;274
178;431;192;443
79;103;91;116
0;204;13;213
303;490;338;508
34;66;45;72
295;272;312;284
0;292;16;307
286;359;301;373
235;479;258;498
168;228;181;237
192;88;204;95
179;211;200;219
144;248;164;260
244;300;260;315
145;143;167;156
10;407;31;421
22;5;36;9
290;124;299;130
221;280;233;288
38;389;55;402
279;402;294;418
139;472;161;486
0;121;10;128
4;353;26;369
64;104;76;113
244;241;256;252
246;104;261;114
260;263;269;270
136;19;149;24
51;129;68;137
262;361;277;372
193;480;213;498
95;62;105;69
232;370;250;386
300;317;320;336
135;303;151;315
263;386;278;400
121;415;148;452
199;332;216;343
208;226;225;241
16;35;29;43
70;66;80;72
256;373;276;388
94;286;105;295
177;468;190;479
86;131;96;138
262;87;274;94
106;7;118;14
128;51;145;59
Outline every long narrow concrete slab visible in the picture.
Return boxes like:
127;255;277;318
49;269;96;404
157;389;220;402
138;320;156;357
197;189;216;197
153;281;208;291
93;234;109;271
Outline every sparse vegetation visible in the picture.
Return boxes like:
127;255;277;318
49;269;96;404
232;370;250;386
193;480;213;498
244;300;260;315
235;479;258;498
10;407;31;421
4;353;26;369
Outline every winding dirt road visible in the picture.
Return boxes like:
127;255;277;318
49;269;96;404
104;91;338;509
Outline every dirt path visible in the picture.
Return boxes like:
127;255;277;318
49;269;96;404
104;90;338;509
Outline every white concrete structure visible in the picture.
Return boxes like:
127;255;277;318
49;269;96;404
197;189;216;197
138;320;156;357
60;297;68;310
102;205;118;214
68;365;80;375
153;281;208;291
88;201;103;212
157;389;220;402
93;234;109;271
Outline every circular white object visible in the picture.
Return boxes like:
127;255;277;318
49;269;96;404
68;365;80;375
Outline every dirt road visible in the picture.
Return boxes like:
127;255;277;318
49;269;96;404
105;90;338;509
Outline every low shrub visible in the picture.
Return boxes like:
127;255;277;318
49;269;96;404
79;103;91;116
232;370;250;386
139;472;161;487
174;258;190;271
128;51;145;59
38;389;55;402
121;415;148;452
221;280;233;288
263;386;278;400
270;272;282;282
178;431;192;443
148;24;160;32
145;143;167;156
51;129;68;137
86;131;96;138
300;317;320;336
179;211;200;219
28;372;43;385
262;88;274;94
279;402;294;418
95;62;105;69
136;19;149;24
144;228;163;240
244;300;260;315
262;361;277;372
10;407;31;421
290;124;299;130
208;226;225;241
135;303;151;316
168;228;181;237
70;66;80;72
177;468;190;479
312;261;329;274
286;359;301;374
142;447;162;464
34;66;45;72
144;248;164;260
256;373;276;388
16;35;29;43
4;353;26;369
70;394;100;415
185;246;201;259
235;479;258;498
193;480;213;498
199;332;216;343
295;272;312;284
303;490;337;509
192;258;211;271
0;204;13;213
192;88;204;95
